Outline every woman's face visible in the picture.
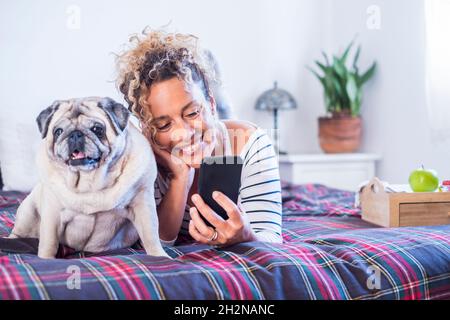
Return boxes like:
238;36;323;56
146;77;218;168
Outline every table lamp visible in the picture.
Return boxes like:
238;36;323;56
255;81;297;155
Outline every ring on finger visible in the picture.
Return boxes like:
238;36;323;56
207;229;218;242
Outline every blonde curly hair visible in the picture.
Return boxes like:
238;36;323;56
115;27;218;138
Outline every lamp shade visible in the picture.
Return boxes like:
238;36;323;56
255;81;297;111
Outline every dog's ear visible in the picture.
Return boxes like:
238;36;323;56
98;97;130;135
36;101;61;139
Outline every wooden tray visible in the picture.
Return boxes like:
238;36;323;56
360;177;450;227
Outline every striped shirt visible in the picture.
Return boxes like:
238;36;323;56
155;124;282;245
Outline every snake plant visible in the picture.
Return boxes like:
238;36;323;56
309;41;377;117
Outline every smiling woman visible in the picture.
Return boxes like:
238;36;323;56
116;28;282;247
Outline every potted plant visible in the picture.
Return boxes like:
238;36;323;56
309;41;377;153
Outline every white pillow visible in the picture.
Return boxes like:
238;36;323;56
0;116;40;192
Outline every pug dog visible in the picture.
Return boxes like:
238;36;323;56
8;97;169;259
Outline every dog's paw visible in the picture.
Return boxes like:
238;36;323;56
38;247;57;259
6;233;19;239
148;249;171;259
38;254;56;259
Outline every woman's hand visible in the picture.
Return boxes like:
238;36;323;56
188;191;257;246
149;139;192;182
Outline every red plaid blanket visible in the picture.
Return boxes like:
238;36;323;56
0;184;449;300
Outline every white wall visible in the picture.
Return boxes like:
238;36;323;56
1;0;446;186
325;0;450;183
0;0;328;147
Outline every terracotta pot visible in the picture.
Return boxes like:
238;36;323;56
318;115;362;153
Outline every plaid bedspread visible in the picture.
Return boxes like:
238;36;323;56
0;183;449;300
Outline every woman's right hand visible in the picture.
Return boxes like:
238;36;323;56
149;139;192;182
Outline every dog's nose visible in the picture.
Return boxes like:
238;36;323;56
69;130;83;140
68;130;85;153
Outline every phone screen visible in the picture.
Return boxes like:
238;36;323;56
197;156;243;227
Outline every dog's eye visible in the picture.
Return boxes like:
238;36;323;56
91;125;104;138
53;128;63;138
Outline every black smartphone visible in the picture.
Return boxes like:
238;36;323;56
197;156;243;227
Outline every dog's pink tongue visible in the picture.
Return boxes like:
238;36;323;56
72;151;85;159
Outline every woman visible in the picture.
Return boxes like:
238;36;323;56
116;29;282;246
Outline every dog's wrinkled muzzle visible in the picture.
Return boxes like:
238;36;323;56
67;130;100;166
68;130;85;154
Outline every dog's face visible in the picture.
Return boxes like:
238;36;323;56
36;97;130;172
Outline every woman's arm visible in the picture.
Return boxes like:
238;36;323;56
156;171;193;242
150;139;194;243
238;129;283;243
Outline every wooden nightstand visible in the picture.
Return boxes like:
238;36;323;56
360;177;450;227
278;153;381;191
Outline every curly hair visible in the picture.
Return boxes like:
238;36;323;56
115;27;219;138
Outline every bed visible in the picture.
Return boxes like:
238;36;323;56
0;182;449;300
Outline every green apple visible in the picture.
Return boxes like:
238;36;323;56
408;165;439;192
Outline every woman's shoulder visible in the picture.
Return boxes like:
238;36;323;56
223;120;264;156
223;119;258;131
222;120;258;155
